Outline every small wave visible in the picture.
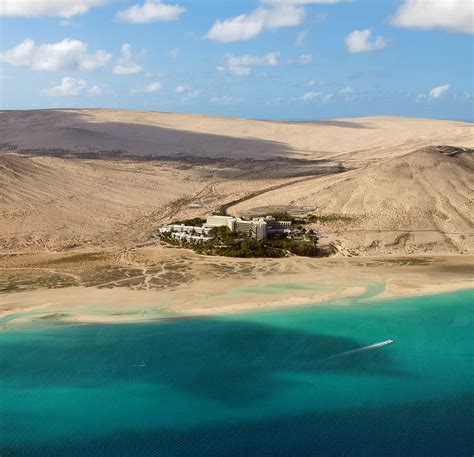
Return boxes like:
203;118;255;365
322;340;394;361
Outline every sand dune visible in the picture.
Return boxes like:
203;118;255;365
0;109;473;255
1;109;473;163
0;152;290;251
0;153;193;250
233;146;474;254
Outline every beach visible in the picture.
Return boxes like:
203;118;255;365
1;252;472;329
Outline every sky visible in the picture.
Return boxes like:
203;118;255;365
0;0;473;121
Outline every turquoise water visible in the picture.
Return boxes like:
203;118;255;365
1;289;473;456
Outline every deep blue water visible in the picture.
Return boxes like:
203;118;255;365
1;289;473;456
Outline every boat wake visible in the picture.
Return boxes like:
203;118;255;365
322;340;394;361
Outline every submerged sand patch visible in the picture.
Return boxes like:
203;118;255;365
1;252;472;329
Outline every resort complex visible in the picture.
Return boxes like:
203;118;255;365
159;215;294;243
157;213;323;258
158;223;214;244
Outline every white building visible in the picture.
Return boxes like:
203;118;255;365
171;232;213;244
205;215;291;240
255;216;292;235
159;214;293;244
159;224;212;235
250;221;267;240
234;219;254;235
205;215;236;231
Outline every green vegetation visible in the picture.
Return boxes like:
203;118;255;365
265;238;321;257
208;239;286;258
307;214;354;223
171;217;206;227
252;212;354;224
159;224;323;258
209;226;235;241
213;207;227;216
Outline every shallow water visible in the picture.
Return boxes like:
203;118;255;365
1;289;473;456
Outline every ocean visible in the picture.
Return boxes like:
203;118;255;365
1;289;473;456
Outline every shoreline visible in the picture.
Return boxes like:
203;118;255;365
1;254;472;330
1;284;472;332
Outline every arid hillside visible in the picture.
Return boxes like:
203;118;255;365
0;152;298;251
232;146;474;255
0;109;473;255
1;109;473;164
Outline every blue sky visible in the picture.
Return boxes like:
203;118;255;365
1;0;473;120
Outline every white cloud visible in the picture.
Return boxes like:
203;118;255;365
298;91;334;103
175;84;187;94
0;39;34;67
116;0;185;23
345;29;387;53
210;95;244;105
81;51;112;71
220;65;251;76
339;85;357;101
0;38;111;71
300;91;321;101
113;43;144;75
207;15;263;43
218;52;280;76
417;84;452;102
86;84;104;96
307;79;324;87
322;93;334;103
206;4;305;43
130;81;162;94
0;0;108;18
175;84;200;100
263;0;350;3
429;84;450;100
299;53;312;64
41;77;87;96
392;0;473;35
169;47;179;59
295;29;308;46
41;77;106;96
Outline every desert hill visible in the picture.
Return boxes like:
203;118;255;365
232;146;474;254
1;109;473;165
0;151;291;251
0;109;473;255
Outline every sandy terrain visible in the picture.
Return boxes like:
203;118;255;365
1;252;472;329
0;109;473;327
1;109;473;254
1;109;472;162
232;146;474;255
0;152;289;251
